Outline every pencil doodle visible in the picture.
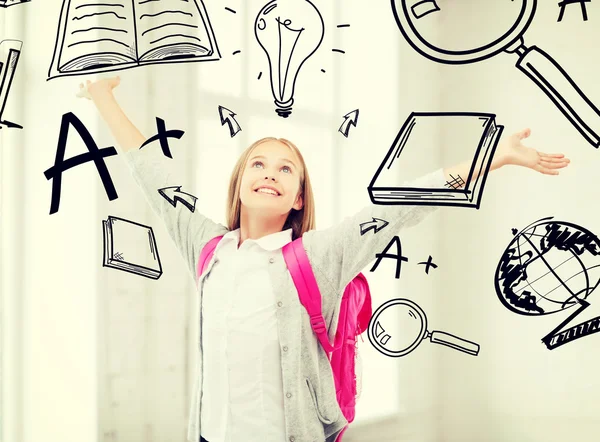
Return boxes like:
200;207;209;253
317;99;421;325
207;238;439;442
48;0;220;79
370;236;408;280
44;113;119;215
558;0;591;21
391;0;600;147
359;217;389;236
0;40;24;130
417;255;437;274
339;109;359;138
139;117;185;159
255;0;324;118
495;217;600;351
102;215;162;280
0;0;31;8
368;298;480;357
158;186;198;213
218;105;241;138
368;112;502;208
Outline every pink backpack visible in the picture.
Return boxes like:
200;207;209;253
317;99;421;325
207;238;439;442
197;235;372;440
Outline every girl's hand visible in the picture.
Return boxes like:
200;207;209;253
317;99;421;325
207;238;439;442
76;76;121;100
495;128;570;175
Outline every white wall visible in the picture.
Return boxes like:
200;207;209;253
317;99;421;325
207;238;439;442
437;1;600;441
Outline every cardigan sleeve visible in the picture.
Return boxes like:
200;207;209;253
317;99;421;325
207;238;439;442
121;145;228;281
302;168;447;297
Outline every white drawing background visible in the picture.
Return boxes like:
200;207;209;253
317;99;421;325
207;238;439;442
1;1;600;441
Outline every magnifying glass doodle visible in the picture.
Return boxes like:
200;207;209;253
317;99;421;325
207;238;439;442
391;0;600;148
368;298;480;357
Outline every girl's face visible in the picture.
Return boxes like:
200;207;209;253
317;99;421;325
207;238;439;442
239;140;304;216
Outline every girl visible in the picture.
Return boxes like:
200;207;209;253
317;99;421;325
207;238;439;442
78;76;569;442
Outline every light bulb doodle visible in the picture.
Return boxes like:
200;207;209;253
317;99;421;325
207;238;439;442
255;0;324;118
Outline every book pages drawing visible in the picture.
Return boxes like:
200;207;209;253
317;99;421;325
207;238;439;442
48;0;221;79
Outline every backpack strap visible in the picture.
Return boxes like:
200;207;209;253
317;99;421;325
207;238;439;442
196;235;224;284
282;238;338;353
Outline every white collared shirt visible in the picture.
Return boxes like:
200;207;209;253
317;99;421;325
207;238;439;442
200;228;292;442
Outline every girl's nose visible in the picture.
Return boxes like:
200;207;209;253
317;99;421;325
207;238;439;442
264;176;276;181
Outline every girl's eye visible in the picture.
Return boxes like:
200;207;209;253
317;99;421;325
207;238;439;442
282;166;292;174
252;161;264;168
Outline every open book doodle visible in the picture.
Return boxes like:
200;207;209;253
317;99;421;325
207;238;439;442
0;0;31;7
368;112;504;209
0;40;23;130
48;0;220;79
102;215;163;280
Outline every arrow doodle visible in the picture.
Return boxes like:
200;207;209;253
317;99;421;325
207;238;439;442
158;186;198;212
338;109;359;138
218;105;242;138
359;217;389;235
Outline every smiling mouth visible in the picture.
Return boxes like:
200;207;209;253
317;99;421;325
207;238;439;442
255;188;280;196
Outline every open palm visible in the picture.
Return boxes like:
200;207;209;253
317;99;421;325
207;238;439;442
76;76;121;100
497;128;570;175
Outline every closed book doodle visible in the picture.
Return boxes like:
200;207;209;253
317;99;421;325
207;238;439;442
368;112;504;209
102;215;163;279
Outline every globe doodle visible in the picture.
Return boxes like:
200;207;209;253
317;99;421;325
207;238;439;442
495;217;600;317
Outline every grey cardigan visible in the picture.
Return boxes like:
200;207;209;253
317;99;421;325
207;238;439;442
122;145;446;442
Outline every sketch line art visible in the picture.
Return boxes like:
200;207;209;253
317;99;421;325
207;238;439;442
102;215;162;280
48;0;220;79
445;174;465;189
0;40;24;130
255;0;324;118
368;112;503;208
418;255;437;274
218;105;241;137
495;217;600;351
368;298;480;357
410;0;441;19
558;0;591;21
0;0;31;7
44;113;119;215
139;117;184;159
391;0;600;147
370;236;408;280
158;186;198;213
359;217;389;236
339;109;359;138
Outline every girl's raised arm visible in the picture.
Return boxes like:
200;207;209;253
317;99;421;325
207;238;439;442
78;77;145;152
302;128;570;297
78;77;227;281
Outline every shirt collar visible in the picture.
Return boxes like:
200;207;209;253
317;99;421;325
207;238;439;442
222;228;293;251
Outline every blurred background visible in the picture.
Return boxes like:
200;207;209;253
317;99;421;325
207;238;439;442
2;0;600;441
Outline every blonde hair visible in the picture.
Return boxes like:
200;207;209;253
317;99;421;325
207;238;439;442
226;137;316;240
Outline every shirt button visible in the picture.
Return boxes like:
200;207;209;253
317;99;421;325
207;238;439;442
283;346;288;352
286;392;292;398
289;437;295;442
269;257;275;264
277;301;283;307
